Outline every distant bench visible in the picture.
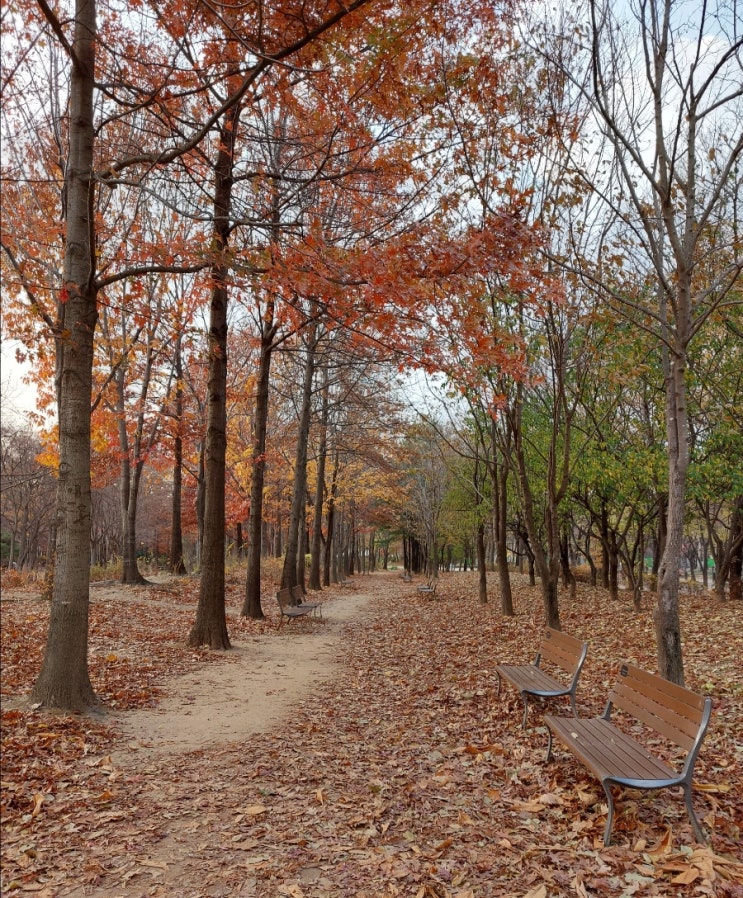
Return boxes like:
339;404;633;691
275;586;321;627
291;585;322;618
545;662;712;845
417;577;438;597
495;628;588;728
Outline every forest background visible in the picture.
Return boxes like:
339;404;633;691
0;0;741;714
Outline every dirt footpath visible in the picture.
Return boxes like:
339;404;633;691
112;591;373;760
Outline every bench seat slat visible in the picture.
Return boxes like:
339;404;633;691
544;715;676;785
496;664;569;697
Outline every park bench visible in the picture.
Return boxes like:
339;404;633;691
495;627;588;728
544;662;713;845
417;577;438;597
290;584;322;618
275;587;316;627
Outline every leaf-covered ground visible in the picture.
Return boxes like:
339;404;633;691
1;570;742;897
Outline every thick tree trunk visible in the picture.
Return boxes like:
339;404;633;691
31;0;98;711
189;107;239;650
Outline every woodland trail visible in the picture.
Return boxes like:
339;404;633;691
109;589;374;760
2;570;742;897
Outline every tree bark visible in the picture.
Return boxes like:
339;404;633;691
242;317;276;618
323;449;339;586
476;520;488;604
281;317;318;590
170;334;187;575
309;364;329;591
492;428;513;615
188;106;240;650
31;0;98;711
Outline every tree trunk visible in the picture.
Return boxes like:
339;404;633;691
117;364;147;585
607;534;619;601
600;507;610;589
323;451;339;586
309;364;329;591
189;106;239;650
512;396;561;629
242;322;276;618
495;449;514;616
170;343;187;575
31;0;98;711
476;521;488;603
655;336;688;684
560;524;577;598
281;318;318;590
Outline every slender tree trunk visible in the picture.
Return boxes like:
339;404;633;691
242;322;276;618
655;333;688;684
323;450;338;586
195;442;205;569
476;521;488;604
31;0;98;711
281;318;318;590
189;106;240;650
297;512;308;589
170;338;187;574
600;507;610;589
512;391;561;630
117;365;147;585
608;534;619;601
309;364;329;591
495;450;514;616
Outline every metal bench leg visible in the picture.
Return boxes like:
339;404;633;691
545;727;554;762
569;693;578;716
684;785;708;844
496;673;502;696
521;694;529;729
602;782;616;846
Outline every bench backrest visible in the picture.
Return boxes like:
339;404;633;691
538;627;587;679
608;662;712;752
291;584;304;604
276;587;293;610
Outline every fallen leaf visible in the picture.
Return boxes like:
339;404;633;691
671;867;699;885
244;804;267;816
523;885;547;898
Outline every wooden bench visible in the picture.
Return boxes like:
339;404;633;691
275;587;315;627
495;627;588;728
544;662;713;845
417;577;438;597
290;584;322;618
